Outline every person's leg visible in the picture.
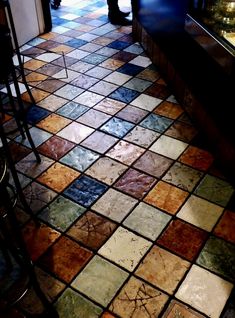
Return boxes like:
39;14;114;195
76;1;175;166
107;0;131;25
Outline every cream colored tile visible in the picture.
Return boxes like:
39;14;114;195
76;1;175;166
150;135;188;159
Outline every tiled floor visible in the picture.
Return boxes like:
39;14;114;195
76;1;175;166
2;0;235;317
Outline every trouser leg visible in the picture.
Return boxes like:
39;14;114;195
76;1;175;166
107;0;120;15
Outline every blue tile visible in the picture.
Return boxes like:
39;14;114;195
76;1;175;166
100;117;134;138
81;53;107;65
109;87;139;104
107;41;130;50
66;39;88;48
26;106;50;125
140;113;173;133
60;145;99;172
56;101;89;120
63;176;108;207
117;64;144;76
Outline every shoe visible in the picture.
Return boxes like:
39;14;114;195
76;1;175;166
119;10;130;17
108;15;132;26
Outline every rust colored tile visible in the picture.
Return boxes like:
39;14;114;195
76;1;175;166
134;151;173;178
23;59;47;71
114;168;156;199
112;51;137;62
39;32;58;40
154;101;184;119
39;236;93;283
37;79;65;93
37;113;71;134
102;313;116;318
162;300;206;318
25;72;48;83
9;141;31;163
145;83;170;99
38;135;75;160
144;181;189;214
165;121;198;142
21;88;50;103
157;219;208;261
67;211;117;250
179;145;214;171
22;220;60;261
37;162;80;192
137;69;160;82
214;210;235;244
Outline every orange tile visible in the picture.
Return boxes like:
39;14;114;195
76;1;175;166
50;44;74;54
25;72;48;83
23;59;47;71
37;113;71;134
39;32;58;40
154;101;184;119
179;145;214;171
214;210;235;244
21;88;50;103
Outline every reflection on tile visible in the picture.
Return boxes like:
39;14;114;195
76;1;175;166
55;84;83;99
176;265;233;318
99;227;152;271
37;95;67;111
72;255;128;306
92;188;137;222
110;276;168;317
136;245;190;294
124;77;152;92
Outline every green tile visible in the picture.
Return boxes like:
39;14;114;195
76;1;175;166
194;174;234;207
55;288;102;318
72;255;129;306
197;236;235;282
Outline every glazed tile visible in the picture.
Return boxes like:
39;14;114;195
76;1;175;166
69;60;94;72
162;300;207;318
36;52;61;62
124;43;144;54
140;113;173;133
81;131;118;154
124;202;171;240
77;109;111;128
106;140;145;165
72;255;128;306
39;236;93;283
39;195;86;231
37;94;67;111
145;83;171;99
175;265;233;318
104;71;132;85
150;135;188;159
100;118;134;138
114;168;156;199
163;162;203;192
112;51;137;63
134;151;173;178
196;236;235;282
137;68;160;82
70;74;99;89
15;126;52;148
177;195;224;231
37;63;63;76
92;188;137;222
23;59;47;71
57;122;94;143
66;38;88;48
99;227;152;271
179;145;214;171
25;71;48;84
116;105;148;124
56;101;89;119
135;245;190;294
37;79;65;93
73;91;104;107
82;53;107;65
22;181;57;213
37;135;75;160
60;145;99;171
194;174;234;207
95;46;119;56
117;63;144;76
124;78;152;92
36;113;71;134
94;97;126;115
54;84;84;99
214;210;235;244
129;56;152;67
110;276;168;317
8;142;31;163
89;80;118;96
131;94;162;111
107;40;130;50
86;157;127;185
109;87;139;104
124;126;159;148
67;211;117;250
64;175;108;207
93;37;114;46
154;100;184;119
99;58;125;70
165;121;198;142
22;220;60;261
79;42;103;52
85;66;112;79
157;219;208;261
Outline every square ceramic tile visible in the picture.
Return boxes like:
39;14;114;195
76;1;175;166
81;131;118;154
115;105;148;124
70;74;99;89
129;56;152;67
95;47;119;56
154;100;184;119
72;255;128;306
37;136;75;160
179;145;214;171
15;127;52;148
196;236;235;281
100;118;134;138
79;42;103;52
89;80;118;96
37;162;80;192
124;126;159;148
99;58;125;70
157;219;208;261
81;53;107;65
131;94;162;111
177;195;224;231
66;49;90;60
162;300;208;318
150;135;188;159
109;87;139;104
106;140;145;165
85;66;112;79
36;52;61;62
36;113;71;134
124;202;171;240
77;109;111;128
144;181;189;215
163;162;203;192
124;78;152;92
57;122;94;143
99;227;152;271
135;245;190;294
94;98;126;115
69;60;94;72
56;101;89;120
92;188;137;222
104;71;132;85
114;168;156;199
165;121;198;143
53;69;80;83
175;265;233;318
39;196;86;231
124;43;144;54
37;95;67;111
73;91;104;107
67;211;117;250
214;210;235;244
110;276;168;317
140;113;173;133
194;174;234;207
60;145;99;172
117;63;144;76
54;84;84;100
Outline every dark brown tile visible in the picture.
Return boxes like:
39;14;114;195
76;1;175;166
134;151;173;178
37;79;65;93
67;211;117;250
9;141;31;163
116;105;148;124
214;210;235;244
37;64;63;76
37;135;75;160
157;219;208;261
112;51;137;62
21;47;45;57
39;236;93;283
114;168;156;199
165;121;198;143
145;83;171;99
36;40;59;50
